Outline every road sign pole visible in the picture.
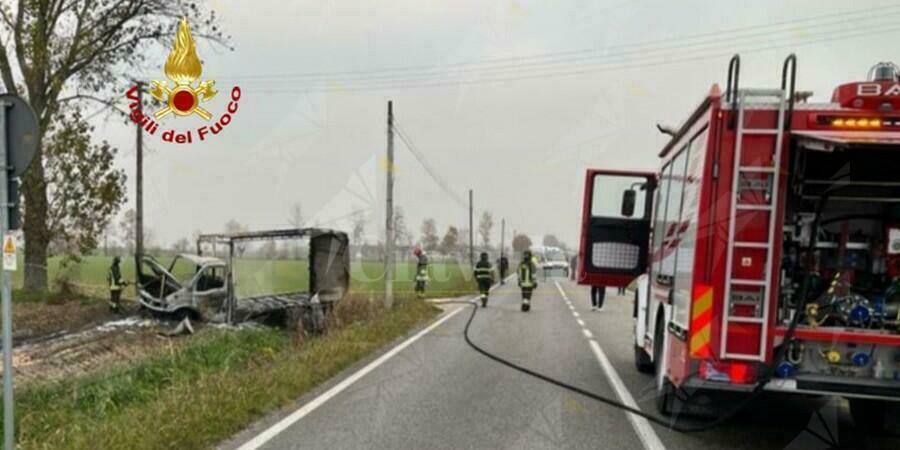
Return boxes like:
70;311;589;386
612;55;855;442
0;101;13;450
135;82;144;299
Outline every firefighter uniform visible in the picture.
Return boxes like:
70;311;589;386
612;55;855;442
107;256;125;312
474;252;495;307
498;256;509;284
414;250;429;298
518;250;538;312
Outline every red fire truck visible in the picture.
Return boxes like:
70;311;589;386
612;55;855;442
578;54;900;428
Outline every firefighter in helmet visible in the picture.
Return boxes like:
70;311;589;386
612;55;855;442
518;249;538;311
413;247;429;298
498;254;509;285
474;252;495;307
107;256;127;312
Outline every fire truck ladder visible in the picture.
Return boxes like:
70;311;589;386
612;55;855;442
721;88;787;361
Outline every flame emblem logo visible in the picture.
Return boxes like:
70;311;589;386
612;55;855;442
150;18;217;120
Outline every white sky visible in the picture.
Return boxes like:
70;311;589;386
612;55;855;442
95;0;900;249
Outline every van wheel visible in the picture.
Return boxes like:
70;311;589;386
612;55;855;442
849;398;886;433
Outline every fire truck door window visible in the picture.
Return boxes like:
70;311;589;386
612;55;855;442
672;128;708;329
590;175;648;219
659;146;689;281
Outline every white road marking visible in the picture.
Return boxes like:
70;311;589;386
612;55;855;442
582;329;593;338
554;281;666;450
573;311;580;318
239;277;514;450
576;319;585;327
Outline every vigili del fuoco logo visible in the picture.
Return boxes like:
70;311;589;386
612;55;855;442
125;17;241;144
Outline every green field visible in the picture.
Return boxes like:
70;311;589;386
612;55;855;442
13;255;477;301
10;296;440;449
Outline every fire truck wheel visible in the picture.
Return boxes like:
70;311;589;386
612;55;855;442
655;376;677;416
849;398;886;433
653;315;680;415
634;345;654;374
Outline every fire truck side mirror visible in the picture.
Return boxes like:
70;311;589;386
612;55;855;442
621;189;636;218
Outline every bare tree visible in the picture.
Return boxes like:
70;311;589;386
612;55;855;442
542;234;563;249
172;237;190;253
512;234;532;253
420;218;439;252
0;1;227;290
440;226;460;255
393;207;410;247
288;202;304;228
45;111;126;262
119;209;135;253
351;210;366;246
478;212;494;249
225;219;247;256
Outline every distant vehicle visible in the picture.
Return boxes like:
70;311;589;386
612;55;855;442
578;54;900;427
137;228;350;332
534;245;570;277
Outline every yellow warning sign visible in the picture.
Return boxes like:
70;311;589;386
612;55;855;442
3;234;16;271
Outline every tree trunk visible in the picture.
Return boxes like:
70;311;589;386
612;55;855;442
23;140;49;292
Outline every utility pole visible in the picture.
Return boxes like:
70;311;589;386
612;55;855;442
468;189;474;266
384;101;395;309
134;82;144;299
500;218;506;259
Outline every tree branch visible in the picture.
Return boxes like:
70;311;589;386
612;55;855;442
0;33;17;95
57;93;130;117
13;0;29;89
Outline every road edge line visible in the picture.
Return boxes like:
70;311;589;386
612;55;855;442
238;276;514;449
554;281;666;450
237;304;467;450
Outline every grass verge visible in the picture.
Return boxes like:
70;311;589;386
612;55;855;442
9;296;441;450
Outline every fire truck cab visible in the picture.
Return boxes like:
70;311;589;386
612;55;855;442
578;55;900;428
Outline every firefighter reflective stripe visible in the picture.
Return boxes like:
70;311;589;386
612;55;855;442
474;267;493;280
689;285;714;357
415;268;429;282
519;264;534;288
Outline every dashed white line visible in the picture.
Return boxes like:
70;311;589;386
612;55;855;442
582;329;593;338
554;281;666;450
576;319;585;327
572;311;580;318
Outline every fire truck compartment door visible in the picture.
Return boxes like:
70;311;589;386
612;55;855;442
793;130;900;152
579;170;656;287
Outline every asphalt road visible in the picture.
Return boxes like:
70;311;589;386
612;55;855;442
227;278;900;450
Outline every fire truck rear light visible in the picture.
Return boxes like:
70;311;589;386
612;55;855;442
699;361;756;384
827;117;883;128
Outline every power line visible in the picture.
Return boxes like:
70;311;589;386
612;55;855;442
391;119;468;209
249;24;900;94
222;6;898;83
241;14;897;87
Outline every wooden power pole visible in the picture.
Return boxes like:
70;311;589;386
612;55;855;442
500;218;505;259
468;189;474;266
384;101;395;309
